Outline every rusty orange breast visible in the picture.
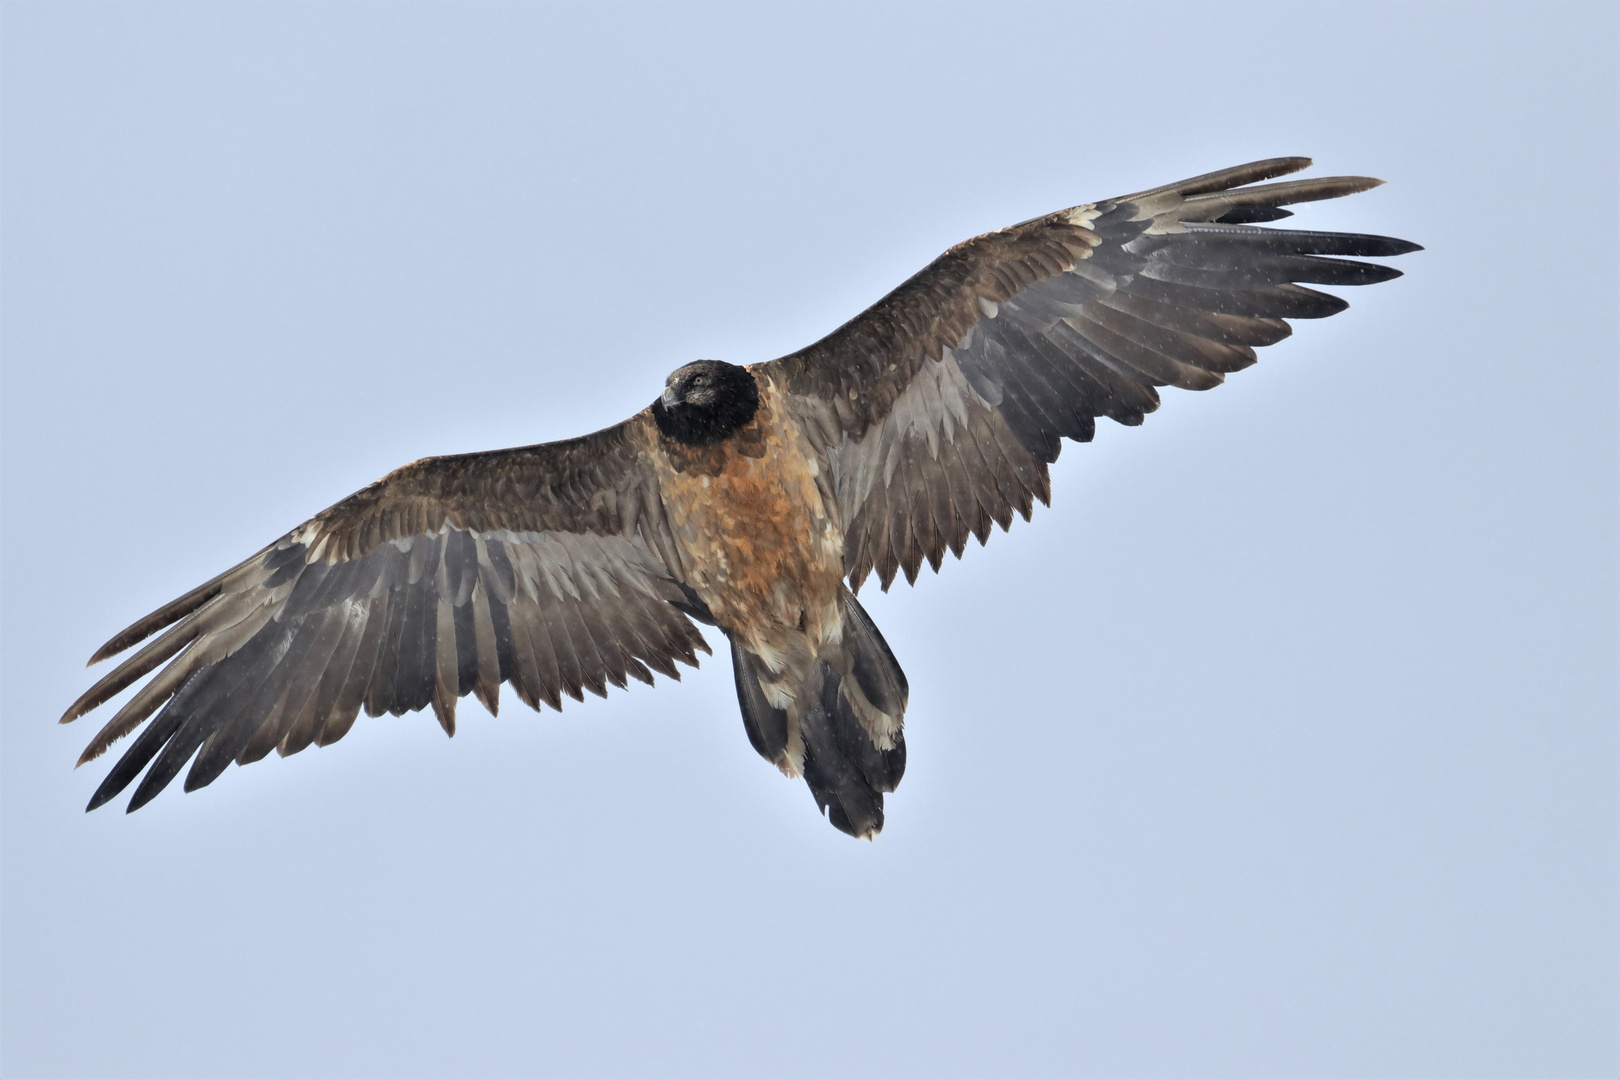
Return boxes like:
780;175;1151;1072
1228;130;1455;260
654;377;844;650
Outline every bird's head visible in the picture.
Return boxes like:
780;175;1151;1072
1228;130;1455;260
652;360;759;446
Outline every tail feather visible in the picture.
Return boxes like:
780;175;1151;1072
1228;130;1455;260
730;637;789;767
800;662;906;840
840;588;908;718
728;590;910;839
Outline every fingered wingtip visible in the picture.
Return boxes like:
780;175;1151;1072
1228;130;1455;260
86;641;123;667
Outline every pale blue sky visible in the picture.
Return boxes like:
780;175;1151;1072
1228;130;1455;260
3;3;1615;1077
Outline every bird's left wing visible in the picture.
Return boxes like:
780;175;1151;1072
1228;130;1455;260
764;157;1419;591
63;412;712;812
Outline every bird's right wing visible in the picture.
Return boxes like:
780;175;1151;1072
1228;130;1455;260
62;411;712;812
766;158;1419;591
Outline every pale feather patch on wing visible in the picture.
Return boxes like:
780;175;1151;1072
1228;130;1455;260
834;354;984;517
1064;204;1101;230
829;349;1048;589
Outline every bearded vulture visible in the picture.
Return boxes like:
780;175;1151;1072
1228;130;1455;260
62;158;1418;838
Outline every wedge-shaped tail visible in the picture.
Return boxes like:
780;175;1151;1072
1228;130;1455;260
730;588;908;838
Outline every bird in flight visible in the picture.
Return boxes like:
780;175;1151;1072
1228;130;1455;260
63;158;1417;838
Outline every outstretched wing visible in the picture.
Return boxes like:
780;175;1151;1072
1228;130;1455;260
767;157;1420;590
62;412;712;812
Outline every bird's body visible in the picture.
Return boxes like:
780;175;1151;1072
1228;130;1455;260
655;372;845;680
63;158;1418;837
653;370;909;834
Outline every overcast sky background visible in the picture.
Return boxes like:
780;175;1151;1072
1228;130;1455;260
3;3;1615;1077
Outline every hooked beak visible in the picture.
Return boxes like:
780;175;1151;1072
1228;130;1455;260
661;385;680;408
